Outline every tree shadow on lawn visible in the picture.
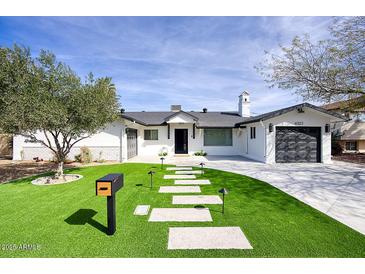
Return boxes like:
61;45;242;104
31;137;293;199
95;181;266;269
65;209;108;235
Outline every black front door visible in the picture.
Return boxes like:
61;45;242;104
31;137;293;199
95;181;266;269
175;129;188;154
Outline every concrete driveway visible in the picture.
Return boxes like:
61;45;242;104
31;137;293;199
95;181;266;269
128;155;365;235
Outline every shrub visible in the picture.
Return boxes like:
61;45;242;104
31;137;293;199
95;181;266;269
158;152;168;156
332;141;343;156
79;146;92;163
194;150;207;156
74;154;82;162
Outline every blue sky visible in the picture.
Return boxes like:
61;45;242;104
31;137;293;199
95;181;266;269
0;17;333;114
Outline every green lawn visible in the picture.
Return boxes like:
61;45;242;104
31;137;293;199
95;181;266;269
0;163;364;258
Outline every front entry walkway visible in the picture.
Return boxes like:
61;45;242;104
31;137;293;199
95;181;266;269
128;155;365;235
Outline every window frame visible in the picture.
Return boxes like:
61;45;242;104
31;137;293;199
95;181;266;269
203;128;233;146
250;127;256;139
144;129;159;141
345;141;357;151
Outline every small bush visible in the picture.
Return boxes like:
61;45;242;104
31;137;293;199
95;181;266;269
194;150;207;156
158;152;168;156
74;154;82;162
79;146;92;163
332;141;343;156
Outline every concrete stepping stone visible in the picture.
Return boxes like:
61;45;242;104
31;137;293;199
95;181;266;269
159;186;201;193
172;195;223;205
164;175;196;179
174;179;211;185
175;170;204;175
175;165;193;167
134;205;150;216
148;208;212;222
168;227;253;250
166;167;192;171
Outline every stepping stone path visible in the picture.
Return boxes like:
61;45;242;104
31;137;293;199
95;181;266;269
134;205;150;216
142;164;252;250
175;170;204;175
164;175;196;179
159;186;201;193
166;167;192;171
148;208;212;222
174;179;211;185
168;227;252;250
172;195;223;205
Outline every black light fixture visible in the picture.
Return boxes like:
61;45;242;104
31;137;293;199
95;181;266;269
148;170;155;189
325;124;330;133
297;107;305;113
218;188;229;214
199;162;205;171
269;123;273;133
160;157;165;169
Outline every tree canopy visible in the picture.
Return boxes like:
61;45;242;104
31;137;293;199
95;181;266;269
256;17;365;106
0;45;120;175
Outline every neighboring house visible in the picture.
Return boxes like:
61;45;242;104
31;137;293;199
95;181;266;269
13;92;343;164
322;96;365;153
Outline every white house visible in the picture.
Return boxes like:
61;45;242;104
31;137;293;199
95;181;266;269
13;92;344;164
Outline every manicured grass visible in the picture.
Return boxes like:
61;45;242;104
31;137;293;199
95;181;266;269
0;163;364;258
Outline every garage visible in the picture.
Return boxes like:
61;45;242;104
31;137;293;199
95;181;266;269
126;128;138;159
275;127;321;163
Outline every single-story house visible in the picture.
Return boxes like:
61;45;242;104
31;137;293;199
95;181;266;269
322;96;365;153
12;92;344;163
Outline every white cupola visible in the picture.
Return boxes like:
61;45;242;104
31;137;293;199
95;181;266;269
238;91;250;117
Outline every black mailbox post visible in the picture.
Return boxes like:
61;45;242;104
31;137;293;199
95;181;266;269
96;173;123;235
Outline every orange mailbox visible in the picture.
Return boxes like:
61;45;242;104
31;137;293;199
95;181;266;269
96;173;123;235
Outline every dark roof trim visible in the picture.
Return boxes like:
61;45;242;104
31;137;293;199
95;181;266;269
164;111;199;122
122;115;167;126
195;126;237;129
235;103;345;126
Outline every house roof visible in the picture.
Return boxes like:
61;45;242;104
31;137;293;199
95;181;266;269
122;103;345;128
322;96;365;112
235;103;345;126
122;111;247;128
338;121;365;140
164;111;199;122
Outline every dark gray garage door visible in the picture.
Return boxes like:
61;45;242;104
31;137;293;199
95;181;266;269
275;127;321;163
127;128;138;159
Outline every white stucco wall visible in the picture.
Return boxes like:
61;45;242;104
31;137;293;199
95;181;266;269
12;122;123;161
123;122;244;158
240;107;333;163
240;122;266;162
264;107;332;164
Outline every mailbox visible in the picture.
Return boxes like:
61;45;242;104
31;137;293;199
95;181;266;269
96;173;123;235
96;173;123;196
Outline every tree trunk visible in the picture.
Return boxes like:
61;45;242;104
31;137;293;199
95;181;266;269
56;161;64;178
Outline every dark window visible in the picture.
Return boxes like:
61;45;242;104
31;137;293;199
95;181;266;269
250;127;256;139
204;128;232;146
144;129;158;140
345;141;357;151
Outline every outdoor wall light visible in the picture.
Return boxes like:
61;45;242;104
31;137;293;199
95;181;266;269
269;123;273;133
148;170;155;189
325;124;330;133
297;107;305;113
218;188;229;214
160;157;165;169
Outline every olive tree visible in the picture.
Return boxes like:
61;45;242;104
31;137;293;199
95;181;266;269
0;45;120;176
